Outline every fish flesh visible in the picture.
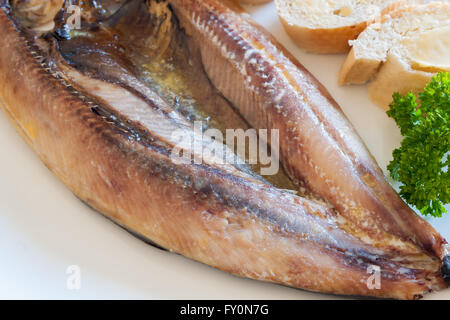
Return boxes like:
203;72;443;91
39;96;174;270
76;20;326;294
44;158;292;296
0;0;448;299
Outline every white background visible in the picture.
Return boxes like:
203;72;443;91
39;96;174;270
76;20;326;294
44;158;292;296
0;2;448;299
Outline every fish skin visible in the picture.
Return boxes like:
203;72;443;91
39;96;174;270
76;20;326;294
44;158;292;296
168;0;448;258
0;1;448;299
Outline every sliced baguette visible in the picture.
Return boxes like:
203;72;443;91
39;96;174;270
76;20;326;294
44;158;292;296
339;2;450;84
338;2;450;108
275;0;413;54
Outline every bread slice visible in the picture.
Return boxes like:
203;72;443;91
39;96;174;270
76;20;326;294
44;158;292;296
338;2;450;108
274;0;413;54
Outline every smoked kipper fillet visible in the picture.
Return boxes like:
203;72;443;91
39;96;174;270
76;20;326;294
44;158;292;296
0;0;448;299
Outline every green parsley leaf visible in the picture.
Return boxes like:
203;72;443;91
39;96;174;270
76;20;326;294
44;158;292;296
387;72;449;217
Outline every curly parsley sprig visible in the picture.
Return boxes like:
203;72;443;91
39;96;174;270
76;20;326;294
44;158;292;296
387;72;449;217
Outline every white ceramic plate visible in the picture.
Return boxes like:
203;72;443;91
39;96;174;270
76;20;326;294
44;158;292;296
0;2;448;300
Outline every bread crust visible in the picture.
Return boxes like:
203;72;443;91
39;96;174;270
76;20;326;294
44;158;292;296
279;16;367;54
339;1;449;109
338;3;418;85
369;52;434;109
338;47;382;84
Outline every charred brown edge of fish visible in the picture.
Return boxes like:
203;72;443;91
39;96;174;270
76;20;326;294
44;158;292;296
0;1;447;292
